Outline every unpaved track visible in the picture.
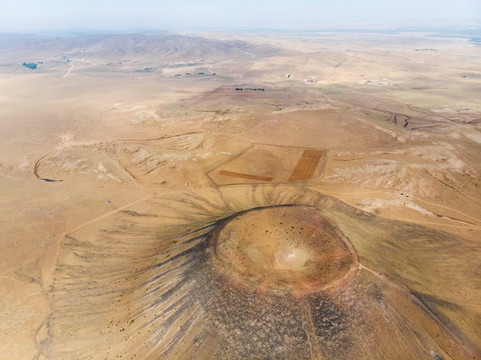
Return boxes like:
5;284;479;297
358;263;479;359
39;193;159;288
318;189;481;230
414;196;481;224
63;63;73;78
0;194;155;278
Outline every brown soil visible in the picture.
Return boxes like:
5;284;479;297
289;149;324;181
217;170;273;181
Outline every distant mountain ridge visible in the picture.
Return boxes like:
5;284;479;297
0;33;286;63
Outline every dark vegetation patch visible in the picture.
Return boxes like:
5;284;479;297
22;62;37;69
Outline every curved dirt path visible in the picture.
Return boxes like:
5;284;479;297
316;189;481;230
0;194;156;278
63;63;74;78
413;196;481;224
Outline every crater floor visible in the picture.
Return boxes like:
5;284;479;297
212;206;357;293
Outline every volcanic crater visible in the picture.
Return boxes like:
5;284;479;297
210;205;358;294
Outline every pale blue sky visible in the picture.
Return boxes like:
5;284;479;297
1;0;480;32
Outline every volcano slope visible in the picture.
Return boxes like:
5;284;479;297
1;31;481;359
41;187;479;359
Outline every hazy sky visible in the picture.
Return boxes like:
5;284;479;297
1;0;480;32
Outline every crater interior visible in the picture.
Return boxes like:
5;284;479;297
212;205;357;292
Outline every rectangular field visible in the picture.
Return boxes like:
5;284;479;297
289;150;324;181
218;170;273;182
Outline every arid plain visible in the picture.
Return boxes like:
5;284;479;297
1;30;481;359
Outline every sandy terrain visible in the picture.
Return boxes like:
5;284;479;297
0;30;480;359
